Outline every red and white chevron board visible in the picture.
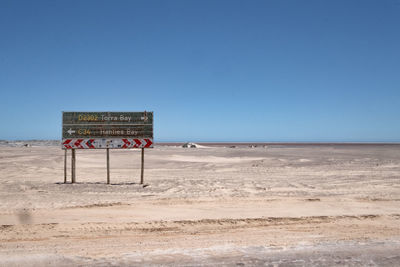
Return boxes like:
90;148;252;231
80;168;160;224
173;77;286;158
62;138;153;149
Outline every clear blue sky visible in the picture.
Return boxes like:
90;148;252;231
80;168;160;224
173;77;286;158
1;0;399;142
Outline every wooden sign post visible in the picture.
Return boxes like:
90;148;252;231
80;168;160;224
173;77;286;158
106;148;110;184
62;111;153;184
140;148;144;184
71;149;76;183
64;149;67;183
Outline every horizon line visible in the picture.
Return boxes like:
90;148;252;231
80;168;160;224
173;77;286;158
1;139;400;145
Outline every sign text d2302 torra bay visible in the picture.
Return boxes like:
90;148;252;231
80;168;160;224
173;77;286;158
62;111;153;149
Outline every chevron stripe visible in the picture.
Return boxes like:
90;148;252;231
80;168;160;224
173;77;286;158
62;138;154;149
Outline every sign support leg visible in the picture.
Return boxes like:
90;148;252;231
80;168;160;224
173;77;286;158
140;148;144;184
64;149;67;183
71;149;76;183
107;148;110;184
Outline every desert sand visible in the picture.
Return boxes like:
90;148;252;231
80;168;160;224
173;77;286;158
0;142;399;266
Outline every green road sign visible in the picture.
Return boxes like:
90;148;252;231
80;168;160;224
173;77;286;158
62;111;153;139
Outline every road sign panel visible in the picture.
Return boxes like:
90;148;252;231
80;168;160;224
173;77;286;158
62;138;153;149
62;112;153;149
63;112;153;125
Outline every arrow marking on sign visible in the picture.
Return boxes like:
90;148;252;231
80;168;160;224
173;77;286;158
63;139;72;149
74;139;84;148
86;139;95;149
144;138;153;148
134;139;142;148
67;128;76;135
122;138;130;148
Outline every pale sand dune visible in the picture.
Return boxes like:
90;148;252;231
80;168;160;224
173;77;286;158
0;144;400;266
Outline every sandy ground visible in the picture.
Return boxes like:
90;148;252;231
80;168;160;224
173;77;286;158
0;143;399;266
